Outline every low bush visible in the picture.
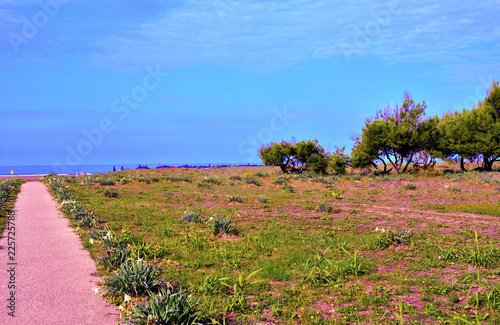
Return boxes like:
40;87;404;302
104;259;161;296
104;189;119;198
210;216;235;235
227;194;245;203
130;287;200;325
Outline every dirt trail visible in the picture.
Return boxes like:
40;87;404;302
0;181;120;324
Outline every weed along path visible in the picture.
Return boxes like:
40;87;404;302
0;181;119;324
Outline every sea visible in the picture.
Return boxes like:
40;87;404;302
0;163;263;176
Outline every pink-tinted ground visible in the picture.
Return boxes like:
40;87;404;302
0;181;119;324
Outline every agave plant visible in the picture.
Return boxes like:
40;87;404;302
209;216;235;235
130;287;200;325
104;259;161;296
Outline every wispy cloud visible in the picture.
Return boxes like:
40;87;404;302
1;0;498;78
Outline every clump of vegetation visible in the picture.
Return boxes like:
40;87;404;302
98;179;116;186
104;259;161;296
257;196;269;203
162;175;194;183
318;203;334;213
447;185;462;192
244;177;262;186
210;216;235;235
402;183;417;190
183;211;203;223
196;182;211;189
259;138;347;174
104;189;119;198
202;176;222;185
227;194;245;203
130;287;200;325
272;178;288;185
371;228;413;249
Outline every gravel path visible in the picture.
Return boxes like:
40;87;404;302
0;181;120;324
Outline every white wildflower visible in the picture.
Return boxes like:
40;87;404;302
92;287;99;295
124;294;131;303
89;238;94;245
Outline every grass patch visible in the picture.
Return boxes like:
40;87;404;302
45;167;500;324
428;202;500;216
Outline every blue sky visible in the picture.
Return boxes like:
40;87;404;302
0;0;499;168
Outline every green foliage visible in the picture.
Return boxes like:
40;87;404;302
469;286;500;310
257;196;269;203
98;179;116;186
318;203;334;213
447;185;462;192
402;183;417;190
130;287;200;325
162;175;194;183
210;216;235;235
244;177;262;186
295;139;329;174
98;247;130;271
350;91;437;174
259;138;344;174
440;81;500;171
327;146;349;175
182;211;203;223
104;189;119;198
227;194;245;203
370;228;413;249
202;176;222;185
258;140;297;173
104;259;161;296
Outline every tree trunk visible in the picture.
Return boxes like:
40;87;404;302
460;158;468;172
484;158;494;171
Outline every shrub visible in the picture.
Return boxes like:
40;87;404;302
210;216;235;235
162;175;194;183
98;179;116;186
104;189;119;198
244;177;262;186
350;91;439;174
282;184;295;193
98;247;130;272
183;211;203;223
130;288;200;325
259;138;339;174
202;176;222;185
227;194;245;203
318;204;333;213
371;228;413;249
446;185;461;192
402;183;417;190
196;182;211;189
104;259;161;296
257;196;269;203
272;178;287;185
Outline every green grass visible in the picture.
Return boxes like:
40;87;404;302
42;167;500;324
428;202;500;217
0;179;24;234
